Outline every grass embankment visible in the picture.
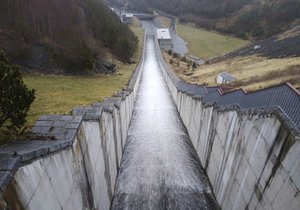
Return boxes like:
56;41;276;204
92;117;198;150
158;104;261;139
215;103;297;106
155;14;248;59
174;55;300;91
159;16;172;28
154;15;172;28
24;73;131;126
24;20;144;127
177;24;249;59
159;15;300;92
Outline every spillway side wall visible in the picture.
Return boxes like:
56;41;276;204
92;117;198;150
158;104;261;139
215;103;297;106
157;41;300;210
0;35;146;210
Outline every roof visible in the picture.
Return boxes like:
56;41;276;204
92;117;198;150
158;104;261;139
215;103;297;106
218;72;236;82
157;28;171;40
125;13;133;18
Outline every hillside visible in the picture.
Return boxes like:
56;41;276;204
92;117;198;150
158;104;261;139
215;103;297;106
0;0;138;73
126;0;300;39
176;23;249;59
23;19;144;127
167;26;300;91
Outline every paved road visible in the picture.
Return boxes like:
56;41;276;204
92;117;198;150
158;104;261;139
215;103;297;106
111;29;219;209
153;14;204;64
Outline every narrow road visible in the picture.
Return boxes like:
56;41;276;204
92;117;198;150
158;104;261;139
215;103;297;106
111;34;219;209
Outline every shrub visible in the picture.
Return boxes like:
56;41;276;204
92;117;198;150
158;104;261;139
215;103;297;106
172;52;179;58
54;45;96;73
181;56;187;62
187;63;191;69
0;50;35;130
192;62;197;70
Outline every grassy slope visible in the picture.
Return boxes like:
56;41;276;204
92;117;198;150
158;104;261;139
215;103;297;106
177;24;249;59
24;22;144;126
169;26;300;91
154;13;172;28
175;55;300;91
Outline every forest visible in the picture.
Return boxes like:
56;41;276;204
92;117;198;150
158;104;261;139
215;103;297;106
0;0;138;73
124;0;300;38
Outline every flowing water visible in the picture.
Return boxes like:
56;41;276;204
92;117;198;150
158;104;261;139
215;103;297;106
111;33;219;210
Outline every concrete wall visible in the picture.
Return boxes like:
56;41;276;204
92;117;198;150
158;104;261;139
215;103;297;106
0;34;299;210
159;46;300;209
0;88;141;210
0;36;145;210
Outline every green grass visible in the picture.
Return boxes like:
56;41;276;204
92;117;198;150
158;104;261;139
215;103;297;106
23;23;144;127
23;73;131;126
177;23;249;59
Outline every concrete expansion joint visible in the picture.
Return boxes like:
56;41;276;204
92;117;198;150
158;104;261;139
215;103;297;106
103;107;114;114
216;104;240;113
191;95;203;101
115;90;131;99
82;115;101;121
202;102;215;108
104;98;122;109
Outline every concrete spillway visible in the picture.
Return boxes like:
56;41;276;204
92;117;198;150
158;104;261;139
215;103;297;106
111;37;219;209
0;21;299;210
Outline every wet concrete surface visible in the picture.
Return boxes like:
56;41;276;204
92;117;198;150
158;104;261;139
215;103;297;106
170;29;189;56
111;27;219;209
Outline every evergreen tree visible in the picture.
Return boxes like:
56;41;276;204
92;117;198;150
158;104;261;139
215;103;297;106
0;50;35;130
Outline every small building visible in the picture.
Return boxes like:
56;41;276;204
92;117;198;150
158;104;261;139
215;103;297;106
187;55;204;65
156;28;172;51
216;72;236;84
122;13;134;24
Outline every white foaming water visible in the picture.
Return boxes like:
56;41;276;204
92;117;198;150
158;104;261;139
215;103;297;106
111;37;219;210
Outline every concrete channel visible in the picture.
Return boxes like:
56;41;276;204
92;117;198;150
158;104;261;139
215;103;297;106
111;35;219;209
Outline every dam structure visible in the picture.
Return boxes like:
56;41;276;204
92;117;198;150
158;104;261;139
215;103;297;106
111;36;218;209
0;21;299;210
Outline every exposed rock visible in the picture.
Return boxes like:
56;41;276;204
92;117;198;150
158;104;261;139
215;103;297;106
95;59;117;74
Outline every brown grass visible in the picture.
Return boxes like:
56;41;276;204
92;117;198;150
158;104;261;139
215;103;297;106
153;12;172;28
276;28;300;41
164;53;300;91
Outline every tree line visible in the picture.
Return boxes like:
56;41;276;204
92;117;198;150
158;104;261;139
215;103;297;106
0;0;138;73
126;0;300;39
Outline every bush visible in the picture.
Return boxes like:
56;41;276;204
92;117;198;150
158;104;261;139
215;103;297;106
187;63;191;69
192;62;197;70
168;49;173;55
0;50;35;130
54;45;96;73
181;56;187;62
172;52;179;58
